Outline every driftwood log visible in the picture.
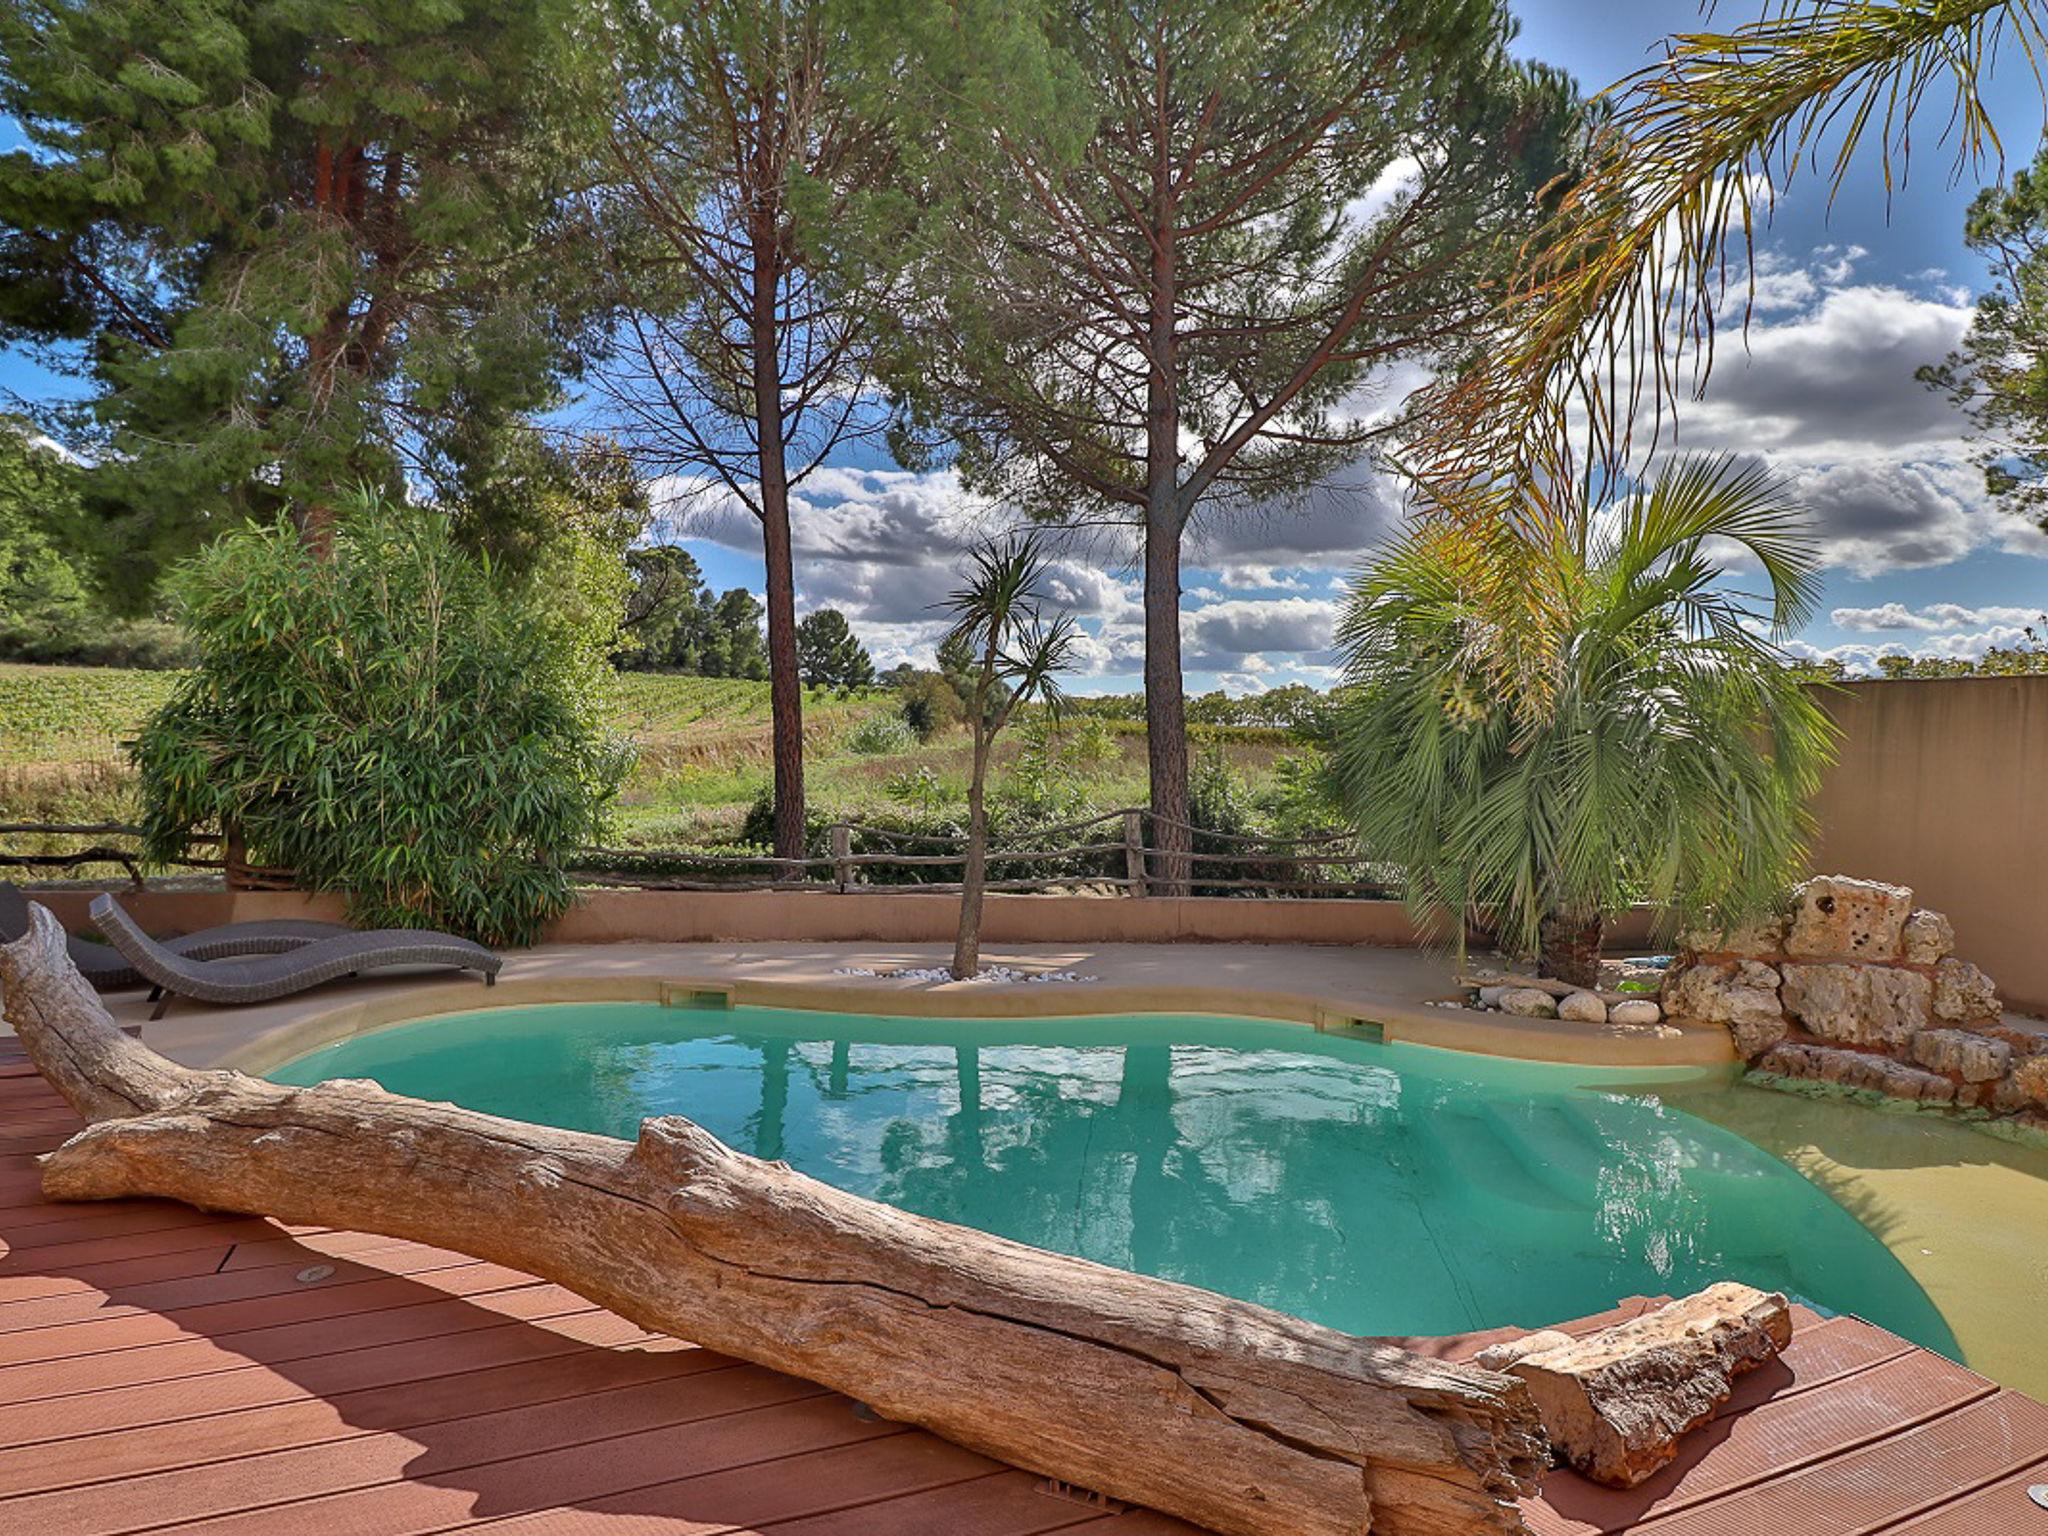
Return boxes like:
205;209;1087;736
1476;1284;1791;1488
1;904;1544;1536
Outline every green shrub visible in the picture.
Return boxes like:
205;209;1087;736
844;713;915;756
893;671;963;741
133;496;628;946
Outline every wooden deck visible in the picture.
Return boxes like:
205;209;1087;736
5;1057;2047;1536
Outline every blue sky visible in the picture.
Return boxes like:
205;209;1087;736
8;2;2048;686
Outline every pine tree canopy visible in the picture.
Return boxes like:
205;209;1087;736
0;0;603;599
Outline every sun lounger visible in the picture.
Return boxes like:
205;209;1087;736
87;893;501;1017
1;882;348;992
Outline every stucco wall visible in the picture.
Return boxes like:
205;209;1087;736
26;885;1661;954
1807;677;2048;1015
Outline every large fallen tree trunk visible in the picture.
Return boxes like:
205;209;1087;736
1;903;1543;1536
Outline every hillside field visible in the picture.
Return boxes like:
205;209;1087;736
0;662;1303;855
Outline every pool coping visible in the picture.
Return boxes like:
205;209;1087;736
208;960;1739;1077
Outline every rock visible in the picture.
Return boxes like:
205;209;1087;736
1609;999;1664;1027
1558;991;1608;1023
1502;1283;1792;1489
2013;1055;2048;1109
1612;960;1668;988
1977;1017;2048;1057
1500;988;1559;1019
1473;1330;1576;1372
1910;1029;2012;1084
1678;913;1788;957
1933;958;2000;1023
1780;963;1931;1050
1663;959;1787;1059
1754;1041;1956;1103
1785;875;1913;962
1901;909;1955;966
1478;985;1510;1008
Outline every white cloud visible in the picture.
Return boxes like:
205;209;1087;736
1217;564;1308;591
634;248;2047;684
1787;624;2042;674
1180;597;1341;669
1831;602;2044;633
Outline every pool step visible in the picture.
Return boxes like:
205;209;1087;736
1476;1101;1610;1209
1408;1100;1589;1217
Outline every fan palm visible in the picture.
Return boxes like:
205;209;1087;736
1332;457;1837;985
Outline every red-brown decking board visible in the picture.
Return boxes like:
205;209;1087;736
4;1054;2046;1536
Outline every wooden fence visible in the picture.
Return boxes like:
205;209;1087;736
0;810;1394;899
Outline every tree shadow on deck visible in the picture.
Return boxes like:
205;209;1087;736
0;1091;1065;1536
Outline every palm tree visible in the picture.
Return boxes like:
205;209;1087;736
940;535;1077;980
1331;457;1837;986
1416;1;2048;514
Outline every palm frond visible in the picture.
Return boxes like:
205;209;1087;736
1412;0;2048;502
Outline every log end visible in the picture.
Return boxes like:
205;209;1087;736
1504;1283;1792;1488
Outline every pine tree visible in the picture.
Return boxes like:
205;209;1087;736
0;0;600;595
878;0;1580;889
796;607;876;692
585;0;898;869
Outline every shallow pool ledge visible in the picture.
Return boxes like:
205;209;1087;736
198;951;1739;1078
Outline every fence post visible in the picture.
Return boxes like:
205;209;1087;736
1123;810;1147;899
831;823;853;893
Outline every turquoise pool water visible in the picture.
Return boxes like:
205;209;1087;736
269;1002;1959;1353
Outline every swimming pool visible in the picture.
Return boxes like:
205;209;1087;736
268;1000;1959;1355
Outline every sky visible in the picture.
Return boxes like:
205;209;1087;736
7;1;2048;688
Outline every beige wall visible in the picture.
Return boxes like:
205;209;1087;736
1808;677;2048;1014
28;885;1661;955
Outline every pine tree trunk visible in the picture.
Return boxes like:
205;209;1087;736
752;231;806;873
1142;149;1190;896
1537;910;1605;990
761;501;806;871
953;729;992;980
1144;508;1191;893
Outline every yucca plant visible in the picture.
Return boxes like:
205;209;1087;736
1332;457;1837;985
940;534;1077;980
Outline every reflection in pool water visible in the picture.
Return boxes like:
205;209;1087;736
270;1002;1959;1353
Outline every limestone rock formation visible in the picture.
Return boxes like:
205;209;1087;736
1784;875;1913;961
1910;1028;2011;1084
1780;963;1930;1050
1663;960;1787;1057
1677;913;1788;957
1933;958;2000;1023
1755;1041;1956;1103
1901;909;1955;965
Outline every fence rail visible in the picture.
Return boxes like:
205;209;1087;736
0;809;1395;899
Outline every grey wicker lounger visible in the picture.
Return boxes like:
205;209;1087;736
88;893;501;1018
0;882;349;992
